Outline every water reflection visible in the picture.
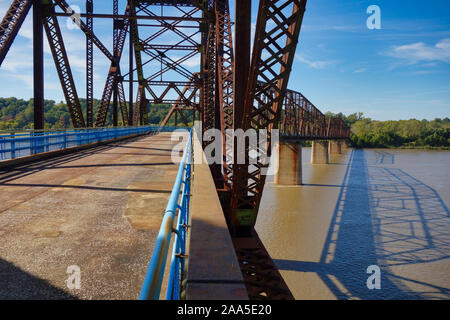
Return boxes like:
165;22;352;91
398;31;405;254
273;149;450;299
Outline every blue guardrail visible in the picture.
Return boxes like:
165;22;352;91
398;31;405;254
139;130;192;300
0;126;179;161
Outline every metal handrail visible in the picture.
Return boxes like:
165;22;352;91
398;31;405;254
0;126;184;161
139;130;192;300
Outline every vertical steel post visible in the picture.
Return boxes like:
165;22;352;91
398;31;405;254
233;0;251;130
128;9;134;126
86;0;93;127
112;0;118;127
33;0;44;130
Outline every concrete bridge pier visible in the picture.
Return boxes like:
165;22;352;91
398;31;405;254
274;142;302;185
328;140;342;155
342;139;350;150
311;140;329;164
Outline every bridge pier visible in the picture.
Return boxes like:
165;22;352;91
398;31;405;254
342;139;350;150
329;140;342;155
311;140;329;164
274;142;302;185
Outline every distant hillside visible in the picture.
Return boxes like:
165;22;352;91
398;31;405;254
326;112;450;149
1;97;448;149
0;97;181;130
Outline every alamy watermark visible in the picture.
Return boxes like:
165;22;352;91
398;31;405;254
366;265;381;289
367;5;381;30
171;121;280;176
66;265;81;290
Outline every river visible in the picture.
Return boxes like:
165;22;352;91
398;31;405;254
256;148;450;299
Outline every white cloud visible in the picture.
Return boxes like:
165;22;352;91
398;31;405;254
353;68;366;73
295;54;336;69
386;38;450;63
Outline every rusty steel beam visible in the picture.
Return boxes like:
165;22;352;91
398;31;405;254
117;80;129;125
0;0;32;67
202;20;216;133
229;0;308;231
226;0;308;301
130;1;147;125
279;88;350;140
160;73;200;126
86;0;93;127
95;5;130;127
43;2;85;128
112;0;119;127
54;0;113;61
214;0;234;188
33;0;44;130
233;0;251;130
134;4;203;109
128;2;134;126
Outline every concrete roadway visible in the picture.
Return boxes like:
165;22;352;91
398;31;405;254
0;132;182;299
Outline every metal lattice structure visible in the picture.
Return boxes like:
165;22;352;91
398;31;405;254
86;0;93;127
0;0;32;67
43;2;85;128
0;0;350;300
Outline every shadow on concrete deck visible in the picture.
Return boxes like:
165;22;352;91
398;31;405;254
0;259;77;300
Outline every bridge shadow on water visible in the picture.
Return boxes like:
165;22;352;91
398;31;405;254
274;149;450;299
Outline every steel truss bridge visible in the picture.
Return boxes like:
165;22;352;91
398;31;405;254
0;0;350;300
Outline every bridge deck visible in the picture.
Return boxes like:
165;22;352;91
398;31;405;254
0;132;182;299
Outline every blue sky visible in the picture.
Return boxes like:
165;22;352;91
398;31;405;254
0;0;449;120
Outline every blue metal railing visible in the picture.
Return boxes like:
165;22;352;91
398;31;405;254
139;130;192;300
0;126;164;161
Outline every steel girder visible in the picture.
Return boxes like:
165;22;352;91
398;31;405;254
43;2;85;128
214;0;234;188
106;2;205;127
229;0;308;230
160;73;200;127
134;2;204;110
94;5;130;127
227;0;308;300
54;0;113;61
129;1;148;126
202;18;216;133
0;0;32;67
117;80;129;125
280;89;350;139
86;0;93;127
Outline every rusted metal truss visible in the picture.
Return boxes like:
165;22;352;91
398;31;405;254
86;0;93;127
160;73;200;127
229;0;308;231
280;89;350;139
95;5;130;127
215;0;234;187
54;0;113;61
0;0;32;67
136;2;204;107
202;16;216;133
43;1;85;128
130;1;147;126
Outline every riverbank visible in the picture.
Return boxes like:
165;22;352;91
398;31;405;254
351;145;450;151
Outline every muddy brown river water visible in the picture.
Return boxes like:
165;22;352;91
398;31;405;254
256;148;450;299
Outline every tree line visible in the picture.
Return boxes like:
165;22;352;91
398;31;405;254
326;112;450;149
0;97;185;130
1;97;448;149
